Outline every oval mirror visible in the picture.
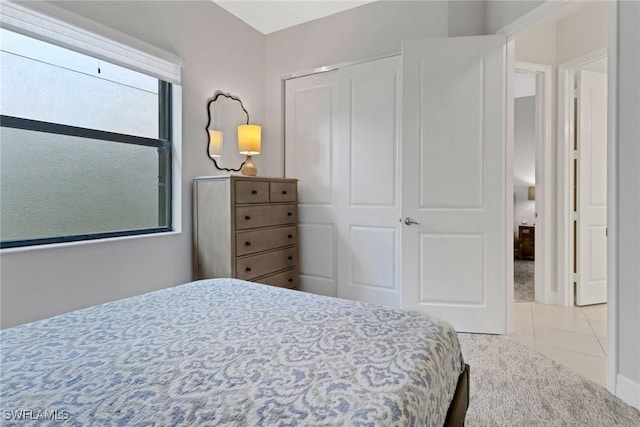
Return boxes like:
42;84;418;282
206;92;249;171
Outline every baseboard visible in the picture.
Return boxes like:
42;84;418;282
616;374;640;410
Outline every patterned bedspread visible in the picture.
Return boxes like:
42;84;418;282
1;279;464;426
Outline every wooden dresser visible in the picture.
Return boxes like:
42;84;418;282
518;225;535;260
193;176;299;289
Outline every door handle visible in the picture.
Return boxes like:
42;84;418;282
404;217;420;226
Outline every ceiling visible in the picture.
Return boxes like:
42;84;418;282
214;1;376;34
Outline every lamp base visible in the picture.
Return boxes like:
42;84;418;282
241;155;258;176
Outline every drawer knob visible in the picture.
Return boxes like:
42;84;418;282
282;190;288;195
287;212;292;217
245;215;251;220
251;190;257;194
245;267;252;272
288;234;293;239
245;241;251;246
288;278;293;282
288;256;293;260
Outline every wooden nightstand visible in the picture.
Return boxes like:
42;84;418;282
518;225;535;260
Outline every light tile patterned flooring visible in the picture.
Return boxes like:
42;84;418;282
510;302;608;387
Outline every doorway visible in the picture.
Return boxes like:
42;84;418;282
506;0;610;388
564;54;608;307
513;69;537;303
511;61;553;305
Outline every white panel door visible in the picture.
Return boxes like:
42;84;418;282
285;71;339;296
401;36;507;333
336;56;402;306
576;69;607;306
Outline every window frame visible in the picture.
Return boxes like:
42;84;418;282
0;2;183;251
0;82;173;249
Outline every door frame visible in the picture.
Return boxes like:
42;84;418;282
498;0;618;396
558;47;608;308
514;61;554;305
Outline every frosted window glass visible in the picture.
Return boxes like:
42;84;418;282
0;29;170;247
0;127;163;242
0;29;158;139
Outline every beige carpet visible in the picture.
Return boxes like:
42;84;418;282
458;333;640;426
514;260;534;302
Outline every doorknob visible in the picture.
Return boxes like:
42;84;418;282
404;217;421;226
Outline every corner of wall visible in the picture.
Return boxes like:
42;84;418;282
616;374;640;411
448;0;486;37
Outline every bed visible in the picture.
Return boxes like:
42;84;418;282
0;279;468;426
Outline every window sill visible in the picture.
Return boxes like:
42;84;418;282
0;230;182;255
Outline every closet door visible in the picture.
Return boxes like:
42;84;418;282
401;36;507;333
285;71;339;296
285;56;402;306
335;56;402;306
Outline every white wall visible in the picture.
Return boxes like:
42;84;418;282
616;0;640;407
263;0;451;177
1;0;265;328
513;96;536;234
515;18;557;65
511;1;607;66
556;1;607;65
485;0;544;34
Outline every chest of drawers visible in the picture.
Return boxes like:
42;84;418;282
193;176;299;289
518;225;535;260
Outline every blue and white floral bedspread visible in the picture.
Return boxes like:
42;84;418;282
1;279;464;426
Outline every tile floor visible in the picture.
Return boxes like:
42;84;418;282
510;302;608;387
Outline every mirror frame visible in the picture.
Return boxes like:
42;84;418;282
205;91;250;172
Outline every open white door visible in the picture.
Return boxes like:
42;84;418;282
576;69;607;306
402;36;507;333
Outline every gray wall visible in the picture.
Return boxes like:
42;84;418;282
513;96;536;233
616;0;640;391
485;0;543;34
448;0;486;37
263;0;456;177
1;0;265;328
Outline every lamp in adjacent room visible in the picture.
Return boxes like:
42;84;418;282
237;124;261;176
528;186;536;201
208;130;223;158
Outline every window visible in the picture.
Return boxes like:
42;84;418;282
0;28;173;248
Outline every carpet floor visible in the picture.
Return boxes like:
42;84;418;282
458;333;640;426
514;260;535;303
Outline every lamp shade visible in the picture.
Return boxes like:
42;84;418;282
528;186;535;201
208;130;223;158
238;124;261;155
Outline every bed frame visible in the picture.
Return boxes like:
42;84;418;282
444;364;470;426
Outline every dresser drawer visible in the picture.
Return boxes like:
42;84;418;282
235;226;297;256
257;268;298;289
269;182;297;203
234;180;269;204
235;204;297;230
236;247;297;280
